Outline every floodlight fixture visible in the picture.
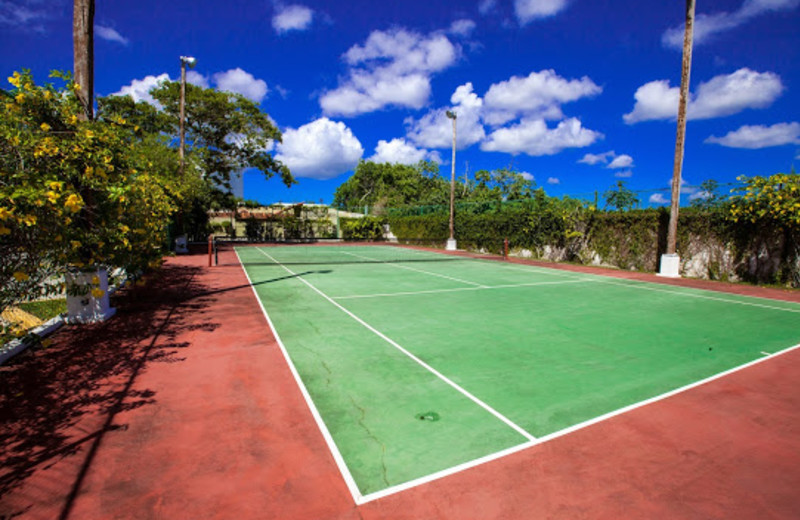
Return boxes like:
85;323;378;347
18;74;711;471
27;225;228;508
180;56;197;68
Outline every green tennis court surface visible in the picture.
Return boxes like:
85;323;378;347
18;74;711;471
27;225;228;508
236;244;800;500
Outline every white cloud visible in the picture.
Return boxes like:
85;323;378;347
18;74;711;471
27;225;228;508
0;1;48;29
481;117;602;156
483;69;601;125
662;0;800;49
623;80;681;123
276;118;363;179
95;25;129;45
186;70;210;88
479;0;497;15
272;4;313;33
213;68;268;103
705;122;800;149
405;82;486;150
614;170;634;178
449;19;476;36
368;138;437;165
514;0;570;24
113;73;170;105
578;151;615;165
624;68;783;123
607;154;634;169
690;190;711;201
649;193;670;205
546;177;560;184
520;172;535;181
320;28;459;116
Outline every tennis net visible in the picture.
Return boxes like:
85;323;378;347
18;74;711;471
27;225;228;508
211;238;508;267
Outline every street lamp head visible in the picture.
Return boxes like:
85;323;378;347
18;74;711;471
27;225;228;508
180;56;197;68
445;110;457;120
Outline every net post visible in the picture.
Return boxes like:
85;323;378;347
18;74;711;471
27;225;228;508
208;235;213;267
503;238;509;261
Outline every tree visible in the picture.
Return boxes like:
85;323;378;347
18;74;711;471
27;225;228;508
690;179;724;210
73;0;94;120
471;168;535;202
604;180;639;211
147;81;293;191
332;160;449;212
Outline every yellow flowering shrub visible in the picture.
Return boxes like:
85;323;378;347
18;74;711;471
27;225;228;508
1;70;177;316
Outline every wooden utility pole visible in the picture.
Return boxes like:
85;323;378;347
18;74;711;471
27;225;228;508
73;0;95;121
666;0;696;255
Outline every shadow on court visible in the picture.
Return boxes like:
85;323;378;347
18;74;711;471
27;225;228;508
0;264;218;519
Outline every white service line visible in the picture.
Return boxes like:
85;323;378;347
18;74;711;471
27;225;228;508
334;278;595;300
256;247;536;445
235;249;365;504
340;251;487;288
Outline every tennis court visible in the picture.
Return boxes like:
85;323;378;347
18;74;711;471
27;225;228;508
234;243;800;503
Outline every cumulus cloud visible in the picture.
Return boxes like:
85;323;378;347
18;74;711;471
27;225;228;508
607;154;634;169
481;118;602;156
546;177;560;184
578;151;615;165
662;0;800;49
276;118;363;179
624;68;783;123
520;172;535;181
649;193;670;205
405;82;486;150
186;70;210;88
483;69;601;125
320;28;459;116
449;19;476;36
113;73;170;105
479;0;498;15
272;4;313;33
368;138;438;165
514;0;570;24
705;122;800;149
213;68;268;103
614;170;634;178
95;25;129;45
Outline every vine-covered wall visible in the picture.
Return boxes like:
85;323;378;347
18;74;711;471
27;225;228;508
388;208;799;287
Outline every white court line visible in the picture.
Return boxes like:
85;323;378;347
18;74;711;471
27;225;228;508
358;341;800;504
256;247;536;444
235;248;365;504
340;250;486;288
238;247;800;505
479;258;800;314
334;278;595;300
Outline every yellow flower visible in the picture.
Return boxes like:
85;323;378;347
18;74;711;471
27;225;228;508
20;214;36;226
46;191;59;204
0;225;10;235
84;129;95;139
48;181;64;191
85;166;94;176
91;275;100;285
15;93;24;103
71;240;81;250
0;207;11;220
43;90;52;100
40;122;51;132
7;72;21;88
12;271;30;282
91;287;105;299
68;114;78;125
64;193;84;213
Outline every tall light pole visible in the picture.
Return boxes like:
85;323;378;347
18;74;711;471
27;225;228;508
446;110;457;251
179;55;196;176
659;0;695;278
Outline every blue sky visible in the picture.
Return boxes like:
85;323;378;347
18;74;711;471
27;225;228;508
3;0;800;206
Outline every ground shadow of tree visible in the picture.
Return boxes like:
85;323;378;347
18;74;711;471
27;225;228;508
0;263;222;516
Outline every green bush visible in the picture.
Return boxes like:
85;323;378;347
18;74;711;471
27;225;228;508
341;216;385;240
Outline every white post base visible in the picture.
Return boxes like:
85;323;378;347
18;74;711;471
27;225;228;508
175;234;189;254
66;269;117;324
445;238;457;251
657;253;681;278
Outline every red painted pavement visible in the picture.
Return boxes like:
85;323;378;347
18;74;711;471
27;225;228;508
1;249;798;519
